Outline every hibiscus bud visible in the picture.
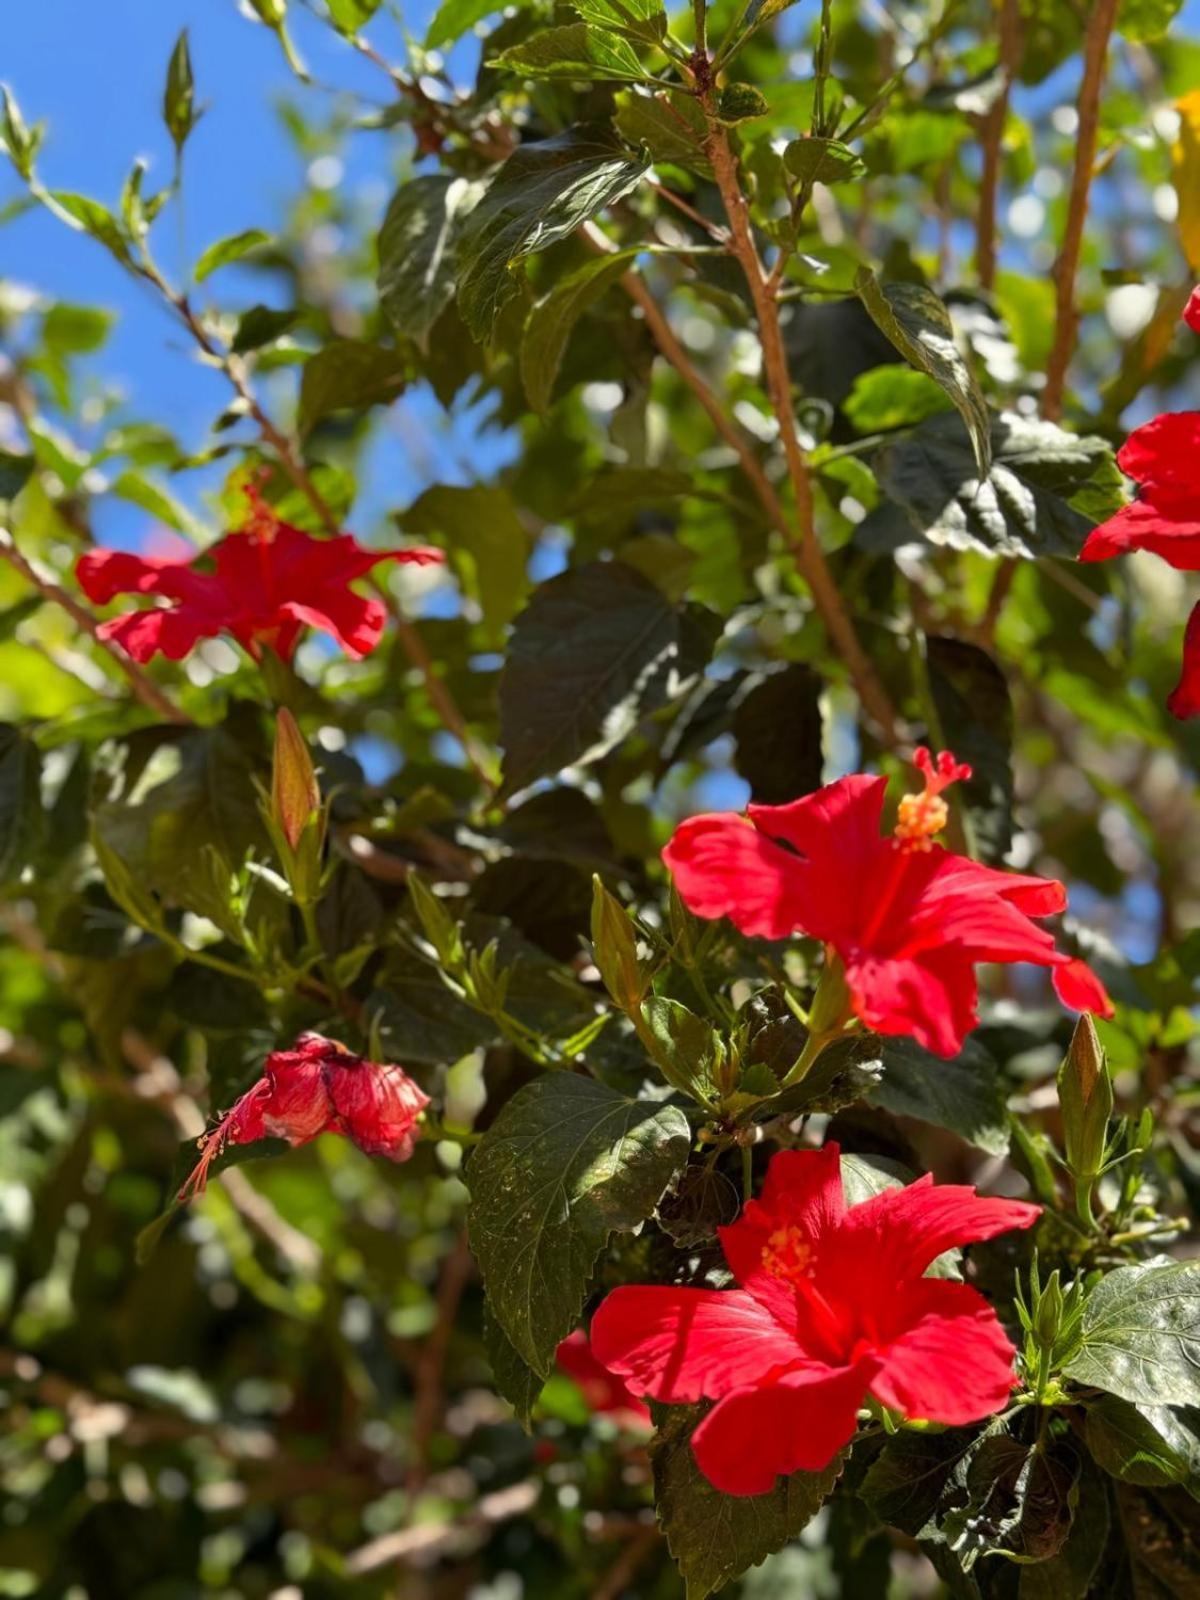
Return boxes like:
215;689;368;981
1033;1269;1064;1351
808;950;851;1037
272;709;321;854
1057;1013;1112;1182
591;876;649;1012
409;874;464;969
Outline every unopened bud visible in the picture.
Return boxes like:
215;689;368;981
1034;1270;1064;1351
808;949;850;1037
591;876;649;1013
1057;1013;1113;1180
272;708;320;854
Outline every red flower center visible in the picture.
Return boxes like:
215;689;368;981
761;1224;814;1283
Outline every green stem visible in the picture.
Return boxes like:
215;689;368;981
1074;1174;1097;1233
741;1142;753;1202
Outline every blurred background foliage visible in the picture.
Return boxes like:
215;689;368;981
0;0;1198;1595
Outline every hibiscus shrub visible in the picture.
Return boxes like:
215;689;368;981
1;1;1199;1596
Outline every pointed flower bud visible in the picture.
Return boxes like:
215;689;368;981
1057;1013;1113;1182
272;708;321;854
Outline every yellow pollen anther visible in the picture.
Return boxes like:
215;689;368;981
761;1224;813;1283
892;747;972;854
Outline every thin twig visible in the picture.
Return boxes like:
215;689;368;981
344;1479;539;1573
0;528;190;724
406;1228;474;1495
592;1522;661;1600
1042;0;1119;421
697;110;903;750
975;0;1024;291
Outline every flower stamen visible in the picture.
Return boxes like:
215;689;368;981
893;747;972;853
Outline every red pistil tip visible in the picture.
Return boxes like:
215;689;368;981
894;747;972;852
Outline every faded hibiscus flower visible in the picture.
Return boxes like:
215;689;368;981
591;1145;1039;1495
76;484;443;665
180;1032;429;1199
663;748;1111;1059
556;1330;652;1429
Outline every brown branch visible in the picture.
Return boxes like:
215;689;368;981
592;1523;661;1600
0;528;189;724
1042;0;1119;421
406;1228;474;1495
344;1478;539;1573
975;0;1024;291
697;111;903;750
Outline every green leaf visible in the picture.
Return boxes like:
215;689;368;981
1017;1456;1110;1600
490;24;649;81
0;449;34;503
1086;1396;1200;1489
456;126;649;341
940;1434;1079;1567
465;1073;690;1374
483;1297;544;1427
521;249;635;413
572;0;666;42
163;30;198;154
194;228;271;283
782;137;866;185
499;561;705;797
716;83;768;123
297;338;411;436
47;191;132;264
866;412;1123;560
1118;0;1182;41
230;304;299;353
326;0;383;32
861;1423;997;1536
0;725;42;887
651;1403;842;1598
925;635;1014;864
1065;1262;1200;1407
615;90;710;173
855;269;991;478
842;365;952;433
136;1135;290;1264
425;0;521;48
0;85;43;181
110;470;206;541
397;483;529;644
377;175;483;345
731;663;823;806
868;1036;1010;1155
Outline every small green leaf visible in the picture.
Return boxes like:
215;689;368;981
615;90;710;173
856;268;991;478
490;24;649;81
0;450;34;503
782;136;865;185
1085;1396;1200;1488
326;0;383;33
230;304;299;354
377;175;483;345
1065;1262;1200;1407
465;1073;690;1374
521;249;635;413
716;83;769;123
590;876;647;1012
397;482;529;643
297;338;411;435
194;228;271;283
48;191;133;264
651;1403;842;1598
0;85;43;181
843;365;952;433
456;126;649;342
163;30;198;154
1118;0;1182;41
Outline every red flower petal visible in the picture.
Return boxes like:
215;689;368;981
662;813;813;941
1051;957;1114;1018
869;1279;1019;1425
556;1330;651;1426
590;1285;804;1403
690;1361;874;1494
845;949;979;1059
325;1057;429;1161
1167;600;1200;719
1186;286;1200;334
1079;499;1200;571
832;1174;1040;1285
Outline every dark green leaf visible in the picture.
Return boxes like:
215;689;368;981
456;126;649;341
490;24;648;81
731;663;823;805
868;412;1123;560
941;1435;1078;1567
925;635;1014;864
398;482;529;643
499;561;706;797
194;228;271;283
1018;1456;1110;1600
1086;1397;1200;1489
651;1403;842;1598
377;175;483;345
856;269;991;478
521;250;635;413
1065;1262;1200;1406
0;450;34;503
484;1297;545;1427
615;90;710;173
868;1035;1010;1154
297;338;411;436
0;725;42;887
656;1164;740;1246
465;1073;690;1374
860;1422;997;1536
716;84;769;123
231;304;299;353
366;950;497;1066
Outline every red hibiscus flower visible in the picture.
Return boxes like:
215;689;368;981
1077;410;1200;571
180;1032;429;1199
556;1330;652;1428
591;1144;1039;1495
1168;601;1200;718
662;748;1111;1059
76;485;443;664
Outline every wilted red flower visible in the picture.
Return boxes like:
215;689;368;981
180;1032;429;1199
591;1145;1039;1495
663;748;1111;1059
556;1330;652;1428
77;485;443;664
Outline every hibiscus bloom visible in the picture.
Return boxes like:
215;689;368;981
1168;600;1200;718
1077;411;1200;571
556;1330;652;1428
591;1145;1039;1495
76;485;443;664
662;748;1111;1059
180;1032;429;1199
